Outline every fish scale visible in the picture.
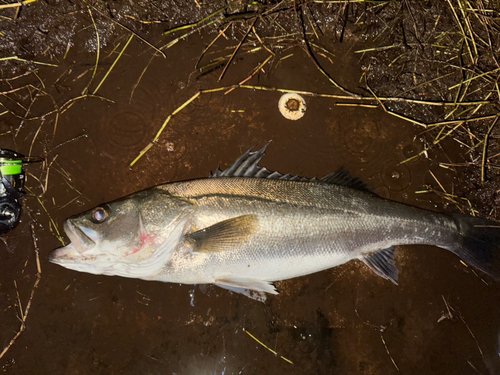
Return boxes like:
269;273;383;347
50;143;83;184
158;178;454;283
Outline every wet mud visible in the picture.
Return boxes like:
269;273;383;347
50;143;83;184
1;1;500;374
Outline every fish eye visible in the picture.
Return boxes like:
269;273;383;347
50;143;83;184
91;206;109;224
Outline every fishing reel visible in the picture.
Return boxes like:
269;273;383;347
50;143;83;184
0;149;35;234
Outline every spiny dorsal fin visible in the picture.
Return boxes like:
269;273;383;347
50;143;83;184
361;246;398;285
185;214;259;253
209;144;372;191
209;143;313;182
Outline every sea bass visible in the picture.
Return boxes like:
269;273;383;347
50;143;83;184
50;145;500;299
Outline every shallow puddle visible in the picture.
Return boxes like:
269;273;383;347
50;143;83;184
1;3;500;374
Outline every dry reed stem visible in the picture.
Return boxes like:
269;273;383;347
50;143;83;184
481;115;499;183
0;0;37;9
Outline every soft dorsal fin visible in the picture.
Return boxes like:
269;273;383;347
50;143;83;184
210;144;372;191
320;167;373;192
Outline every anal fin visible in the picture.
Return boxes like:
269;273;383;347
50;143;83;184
361;246;398;285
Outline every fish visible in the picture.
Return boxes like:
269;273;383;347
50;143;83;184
50;145;500;300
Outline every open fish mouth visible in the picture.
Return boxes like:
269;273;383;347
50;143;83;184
49;222;104;274
48;243;106;274
64;219;98;253
49;219;100;265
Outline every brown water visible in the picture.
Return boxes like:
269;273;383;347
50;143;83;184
1;4;500;375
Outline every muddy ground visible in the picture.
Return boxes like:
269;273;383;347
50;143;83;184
1;1;500;374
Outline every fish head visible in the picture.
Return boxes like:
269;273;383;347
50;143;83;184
50;189;193;278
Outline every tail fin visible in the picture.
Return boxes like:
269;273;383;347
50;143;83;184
450;214;500;279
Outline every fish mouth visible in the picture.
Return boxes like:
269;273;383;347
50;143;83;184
48;244;108;275
63;219;97;253
49;243;83;264
49;219;99;265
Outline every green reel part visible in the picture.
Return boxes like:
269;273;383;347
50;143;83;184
0;159;22;176
0;150;28;195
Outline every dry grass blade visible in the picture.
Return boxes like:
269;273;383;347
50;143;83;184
244;329;293;365
92;34;134;95
446;0;475;64
0;56;57;67
129;91;204;167
429;170;448;194
83;0;165;58
87;8;100;82
481;115;500;183
164;8;224;36
380;331;399;371
0;0;36;9
448;67;500;90
195;23;232;70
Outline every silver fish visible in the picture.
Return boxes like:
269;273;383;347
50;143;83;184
50;145;500;300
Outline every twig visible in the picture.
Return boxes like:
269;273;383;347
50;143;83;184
43;154;59;194
60;94;114;114
25;187;65;245
459;314;484;358
130;51;160;103
299;8;360;98
218;18;257;82
195;23;232;70
437;295;454;322
0;224;42;360
251;26;275;57
429;170;448;194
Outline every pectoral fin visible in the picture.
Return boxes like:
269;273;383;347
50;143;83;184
185;214;259;253
361;246;398;285
214;276;278;302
